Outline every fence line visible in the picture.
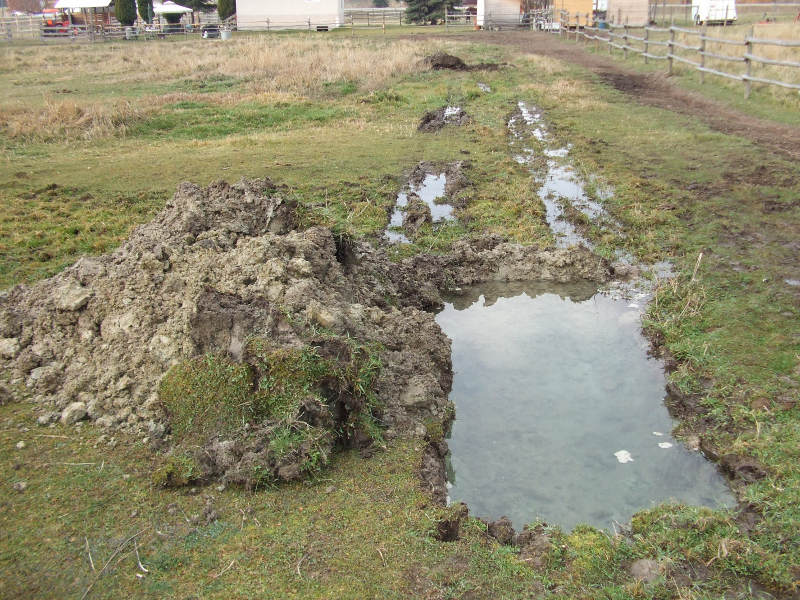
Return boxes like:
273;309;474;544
0;11;223;42
648;2;800;24
557;13;800;98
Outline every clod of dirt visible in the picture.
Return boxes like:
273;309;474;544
627;559;661;583
60;401;87;425
434;502;469;542
514;526;553;568
735;502;763;535
0;382;10;406
666;561;712;587
420;441;449;505
720;454;769;483
402;195;432;235
486;516;515;545
418;106;472;133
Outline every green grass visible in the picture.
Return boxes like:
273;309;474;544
131;101;350;140
1;33;799;599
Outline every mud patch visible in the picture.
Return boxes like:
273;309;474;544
418;106;471;133
385;161;467;243
437;280;735;529
508;101;620;249
423;52;504;72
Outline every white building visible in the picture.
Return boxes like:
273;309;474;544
236;0;345;30
477;0;522;27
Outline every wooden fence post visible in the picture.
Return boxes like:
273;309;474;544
307;17;311;31
623;20;628;58
699;23;706;84
644;26;649;63
744;26;753;99
575;13;580;41
668;26;675;75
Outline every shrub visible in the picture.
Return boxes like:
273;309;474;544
217;0;235;21
138;0;154;23
115;0;137;26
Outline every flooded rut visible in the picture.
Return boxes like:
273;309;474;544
385;170;455;244
509;101;619;249
436;281;735;530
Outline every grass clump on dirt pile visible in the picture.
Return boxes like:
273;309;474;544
157;336;384;488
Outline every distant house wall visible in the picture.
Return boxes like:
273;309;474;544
551;0;593;24
236;0;345;29
606;0;648;25
477;0;521;26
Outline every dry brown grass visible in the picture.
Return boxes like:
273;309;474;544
0;36;429;141
0;98;147;141
1;36;427;95
675;22;800;88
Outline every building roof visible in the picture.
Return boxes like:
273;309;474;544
54;0;112;8
153;1;193;14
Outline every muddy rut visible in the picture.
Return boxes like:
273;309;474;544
425;31;800;162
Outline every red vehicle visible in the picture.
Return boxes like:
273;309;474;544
42;8;72;36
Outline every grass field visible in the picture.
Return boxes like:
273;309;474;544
1;31;799;599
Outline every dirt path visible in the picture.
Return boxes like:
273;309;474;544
436;31;800;161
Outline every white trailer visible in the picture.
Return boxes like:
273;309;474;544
692;0;736;24
236;0;345;30
477;0;522;28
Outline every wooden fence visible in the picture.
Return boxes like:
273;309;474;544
557;14;800;98
0;11;223;42
648;2;800;25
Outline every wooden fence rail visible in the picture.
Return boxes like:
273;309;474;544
557;13;800;99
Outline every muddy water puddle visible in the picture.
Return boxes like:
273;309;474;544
436;281;735;530
385;172;454;244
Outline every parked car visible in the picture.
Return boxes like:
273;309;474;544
201;24;220;38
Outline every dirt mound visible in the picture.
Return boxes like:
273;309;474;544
0;178;610;492
425;52;469;70
423;52;504;72
418;106;472;132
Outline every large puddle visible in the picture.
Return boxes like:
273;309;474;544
436;281;735;530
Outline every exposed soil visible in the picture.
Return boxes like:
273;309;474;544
423;51;504;71
421;32;800;162
418;106;472;132
0;178;610;492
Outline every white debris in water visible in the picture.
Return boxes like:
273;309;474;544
627;303;640;309
477;82;491;92
658;442;673;449
614;450;634;463
652;431;664;436
444;106;462;118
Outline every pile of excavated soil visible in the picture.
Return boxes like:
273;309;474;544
0;179;609;490
418;106;472;132
423;52;504;72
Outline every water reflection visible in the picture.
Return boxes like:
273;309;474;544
437;281;735;530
